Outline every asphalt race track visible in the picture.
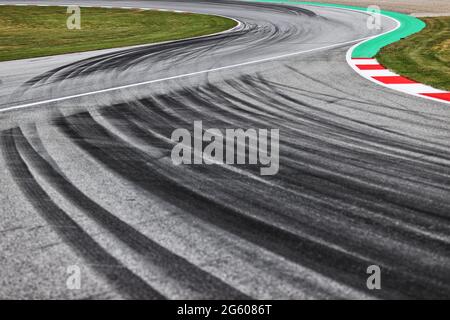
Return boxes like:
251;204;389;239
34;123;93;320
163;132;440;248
0;0;449;299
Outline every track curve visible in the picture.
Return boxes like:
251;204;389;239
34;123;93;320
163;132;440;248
0;0;449;299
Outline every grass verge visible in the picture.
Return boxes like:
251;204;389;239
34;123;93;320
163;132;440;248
377;17;450;91
0;5;237;61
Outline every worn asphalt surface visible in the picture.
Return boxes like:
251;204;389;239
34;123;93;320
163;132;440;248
0;0;449;299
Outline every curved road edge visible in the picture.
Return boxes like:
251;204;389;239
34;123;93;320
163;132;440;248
250;0;450;104
249;0;425;57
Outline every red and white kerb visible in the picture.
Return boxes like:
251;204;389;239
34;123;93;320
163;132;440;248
349;58;450;104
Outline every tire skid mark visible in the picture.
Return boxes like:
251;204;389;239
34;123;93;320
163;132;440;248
188;77;450;221
0;127;164;300
37;115;360;299
101;81;450;241
16;27;250;90
94;90;450;283
68;70;450;254
9;0;316;103
104;101;450;250
13;125;249;299
53;111;450;299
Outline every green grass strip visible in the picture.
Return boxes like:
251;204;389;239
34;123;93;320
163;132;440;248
0;5;237;61
248;0;425;58
377;17;450;91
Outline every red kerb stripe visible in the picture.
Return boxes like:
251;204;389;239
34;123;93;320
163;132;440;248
420;93;450;102
356;64;385;70
372;76;417;84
